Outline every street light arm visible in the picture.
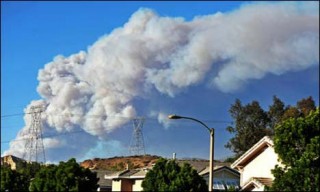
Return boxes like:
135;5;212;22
168;114;214;191
168;114;211;132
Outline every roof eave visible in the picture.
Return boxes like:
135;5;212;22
231;136;273;169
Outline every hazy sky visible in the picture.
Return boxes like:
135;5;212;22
1;1;319;163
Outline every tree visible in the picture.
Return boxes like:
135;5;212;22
1;165;29;192
225;96;317;158
297;96;316;117
141;158;207;191
267;96;286;130
282;96;316;120
281;106;300;120
266;108;319;191
29;164;57;191
30;158;99;192
225;99;271;157
19;162;42;182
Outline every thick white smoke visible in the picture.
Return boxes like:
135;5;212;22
4;2;319;160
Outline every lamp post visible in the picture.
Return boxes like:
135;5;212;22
168;114;214;191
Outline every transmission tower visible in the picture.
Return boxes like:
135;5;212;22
23;106;46;163
129;117;146;156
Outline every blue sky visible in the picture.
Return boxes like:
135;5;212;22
1;1;319;163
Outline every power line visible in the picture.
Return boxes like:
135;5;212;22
1;129;90;144
1;130;83;144
1;115;233;132
1;120;233;145
1;123;133;144
1;111;233;145
1;113;27;118
1;112;233;124
1;120;233;131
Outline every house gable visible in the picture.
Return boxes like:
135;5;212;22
231;136;274;170
231;136;282;190
215;166;240;178
200;166;240;190
200;166;239;178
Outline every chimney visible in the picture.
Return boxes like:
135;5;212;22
126;163;129;170
173;153;176;160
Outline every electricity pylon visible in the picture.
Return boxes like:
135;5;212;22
23;106;46;163
129;117;146;156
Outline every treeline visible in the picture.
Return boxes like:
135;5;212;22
1;158;98;192
225;95;317;159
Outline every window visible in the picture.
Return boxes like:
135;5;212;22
213;181;225;190
226;181;240;190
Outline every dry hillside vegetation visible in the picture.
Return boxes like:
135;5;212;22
80;155;161;171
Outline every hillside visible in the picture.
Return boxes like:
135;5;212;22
80;155;229;172
1;155;27;170
80;155;161;171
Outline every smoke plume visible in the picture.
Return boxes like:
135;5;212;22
4;2;319;161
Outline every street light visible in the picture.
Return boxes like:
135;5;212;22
168;114;214;191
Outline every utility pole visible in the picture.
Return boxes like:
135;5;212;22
23;106;46;163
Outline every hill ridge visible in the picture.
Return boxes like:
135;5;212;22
80;154;161;171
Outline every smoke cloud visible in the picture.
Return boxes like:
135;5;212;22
4;2;319;161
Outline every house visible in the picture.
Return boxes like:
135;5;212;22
231;136;282;191
176;159;209;173
93;170;113;192
104;168;149;191
199;165;240;191
104;159;209;192
104;160;240;192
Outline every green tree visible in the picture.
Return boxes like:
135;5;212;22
297;96;316;117
266;108;319;191
267;96;286;130
282;96;316;120
142;158;207;191
225;99;271;157
30;158;99;192
225;96;317;158
282;106;300;120
29;164;57;191
1;165;29;192
19;162;42;182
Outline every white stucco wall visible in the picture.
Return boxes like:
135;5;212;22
112;180;122;192
241;147;279;186
132;179;143;191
